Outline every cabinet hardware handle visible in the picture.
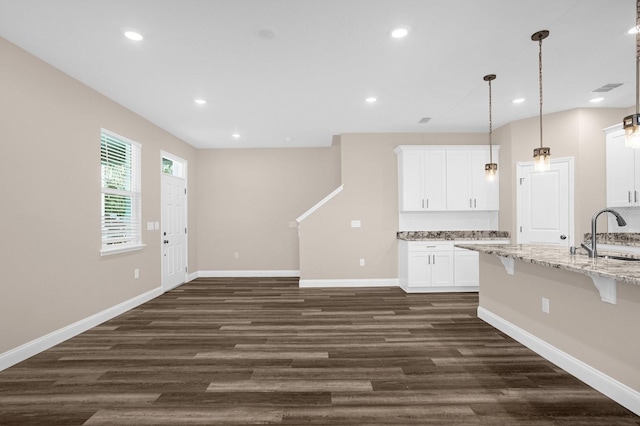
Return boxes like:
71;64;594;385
636;191;638;203
427;255;431;264
629;191;632;203
469;198;472;208
433;255;436;265
422;199;424;208
474;199;477;208
426;199;429;208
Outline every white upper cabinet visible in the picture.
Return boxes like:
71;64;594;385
395;145;499;212
446;148;499;211
606;127;640;207
396;148;446;211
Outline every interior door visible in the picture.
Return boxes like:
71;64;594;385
162;173;187;291
518;158;573;247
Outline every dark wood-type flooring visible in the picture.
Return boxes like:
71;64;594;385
1;277;638;425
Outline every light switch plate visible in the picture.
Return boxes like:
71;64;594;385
351;220;361;228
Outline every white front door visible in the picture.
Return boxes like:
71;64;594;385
517;158;574;247
161;173;187;291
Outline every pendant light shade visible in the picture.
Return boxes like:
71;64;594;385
532;30;551;172
623;0;640;148
483;74;498;182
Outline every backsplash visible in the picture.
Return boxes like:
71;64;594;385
583;232;640;247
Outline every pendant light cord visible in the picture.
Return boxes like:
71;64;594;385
538;36;544;149
488;78;493;164
636;0;640;114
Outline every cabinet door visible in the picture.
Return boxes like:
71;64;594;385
408;252;430;287
446;150;472;210
423;150;447;210
471;149;499;210
606;131;637;207
430;252;453;286
399;150;425;211
454;249;479;287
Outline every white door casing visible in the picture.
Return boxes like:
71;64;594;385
517;158;574;247
161;154;187;291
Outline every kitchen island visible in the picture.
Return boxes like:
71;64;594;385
458;243;640;416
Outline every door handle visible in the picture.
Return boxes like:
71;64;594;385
164;240;169;244
560;235;567;240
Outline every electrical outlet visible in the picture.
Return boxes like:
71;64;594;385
542;297;550;314
134;268;140;279
234;252;240;259
360;258;365;266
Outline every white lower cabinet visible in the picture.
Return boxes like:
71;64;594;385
453;248;479;287
399;240;505;292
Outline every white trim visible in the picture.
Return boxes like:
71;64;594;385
478;306;640;416
401;285;478;293
100;243;145;256
299;278;398;288
187;271;199;282
198;270;300;278
0;286;162;372
296;185;343;223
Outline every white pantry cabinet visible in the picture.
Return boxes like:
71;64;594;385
396;147;446;211
606;127;640;207
446;148;499;211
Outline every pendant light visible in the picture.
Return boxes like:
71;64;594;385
532;30;551;172
484;74;498;182
623;0;640;148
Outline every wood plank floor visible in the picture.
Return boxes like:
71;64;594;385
1;277;638;425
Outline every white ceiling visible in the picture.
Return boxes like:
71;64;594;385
0;0;636;149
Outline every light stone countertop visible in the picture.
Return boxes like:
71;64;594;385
397;230;510;241
455;243;640;287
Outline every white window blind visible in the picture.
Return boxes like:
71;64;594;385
100;130;142;254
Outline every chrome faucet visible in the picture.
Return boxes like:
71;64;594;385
580;208;627;258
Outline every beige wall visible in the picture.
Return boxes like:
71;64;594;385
479;253;640;392
499;108;627;241
0;38;198;353
196;145;341;272
299;132;489;280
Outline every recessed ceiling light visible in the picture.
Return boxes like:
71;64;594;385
194;99;207;105
590;97;604;103
124;31;143;41
512;98;525;104
391;27;409;39
365;97;377;103
232;133;241;139
255;26;278;40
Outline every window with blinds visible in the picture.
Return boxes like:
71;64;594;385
100;129;143;254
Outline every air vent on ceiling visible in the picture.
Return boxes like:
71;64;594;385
418;117;432;124
592;83;623;93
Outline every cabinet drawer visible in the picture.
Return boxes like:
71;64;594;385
407;241;453;252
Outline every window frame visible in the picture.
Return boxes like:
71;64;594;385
100;129;144;256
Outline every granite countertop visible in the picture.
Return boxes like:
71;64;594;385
397;230;510;241
456;243;640;287
583;233;640;247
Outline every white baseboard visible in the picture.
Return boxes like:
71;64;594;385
198;270;300;278
478;306;640;416
187;271;199;282
0;286;163;372
299;278;399;288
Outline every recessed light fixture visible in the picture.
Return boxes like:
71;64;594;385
391;27;409;39
232;133;241;139
255;26;278;40
512;98;525;104
194;99;207;105
590;97;604;103
124;31;143;41
365;97;377;103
